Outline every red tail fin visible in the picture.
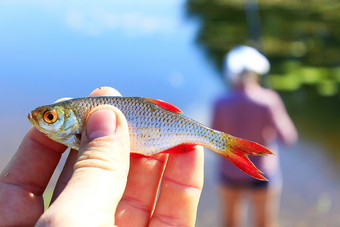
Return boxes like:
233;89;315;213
217;134;274;181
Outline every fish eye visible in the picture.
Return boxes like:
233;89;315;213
43;110;58;124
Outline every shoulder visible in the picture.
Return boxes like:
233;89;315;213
256;88;282;106
261;87;280;98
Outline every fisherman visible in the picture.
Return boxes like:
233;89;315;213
212;46;298;227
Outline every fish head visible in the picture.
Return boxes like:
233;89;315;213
28;104;81;149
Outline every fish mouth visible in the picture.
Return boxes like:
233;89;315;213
27;110;37;124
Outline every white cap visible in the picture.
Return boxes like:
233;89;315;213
224;45;270;83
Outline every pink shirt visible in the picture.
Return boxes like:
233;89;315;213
212;85;297;181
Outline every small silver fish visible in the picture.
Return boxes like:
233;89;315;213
28;96;273;180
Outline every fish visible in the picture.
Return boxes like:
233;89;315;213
28;96;273;180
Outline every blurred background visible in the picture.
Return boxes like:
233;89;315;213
1;0;340;226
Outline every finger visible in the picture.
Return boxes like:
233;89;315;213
0;127;67;225
91;86;169;226
37;106;130;226
115;154;168;226
55;97;73;103
89;86;122;97
51;86;122;203
150;146;204;227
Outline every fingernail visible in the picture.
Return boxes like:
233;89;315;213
86;107;117;140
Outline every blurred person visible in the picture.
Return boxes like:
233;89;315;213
212;46;297;227
0;87;204;226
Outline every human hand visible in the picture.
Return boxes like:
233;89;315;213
0;87;204;226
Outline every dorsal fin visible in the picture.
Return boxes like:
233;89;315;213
144;98;182;113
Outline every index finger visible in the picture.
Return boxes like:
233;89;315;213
1;128;67;195
0;123;67;225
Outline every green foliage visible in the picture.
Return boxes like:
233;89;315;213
186;0;340;96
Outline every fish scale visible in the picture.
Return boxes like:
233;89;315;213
28;96;274;180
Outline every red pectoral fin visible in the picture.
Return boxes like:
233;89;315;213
161;144;197;154
130;153;148;158
144;98;182;113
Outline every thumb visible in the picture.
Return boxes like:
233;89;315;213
37;106;130;226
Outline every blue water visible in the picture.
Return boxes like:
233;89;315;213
0;0;225;166
0;0;224;115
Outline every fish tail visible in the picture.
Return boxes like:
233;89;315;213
216;133;274;181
